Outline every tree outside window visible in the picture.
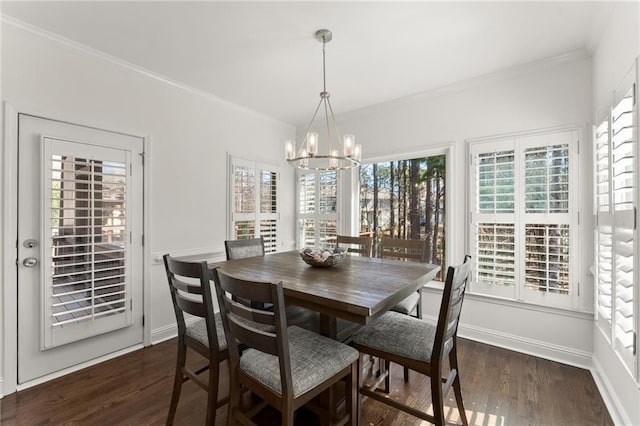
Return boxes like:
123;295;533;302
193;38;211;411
359;155;446;280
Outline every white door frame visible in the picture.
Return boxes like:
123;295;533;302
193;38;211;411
1;102;152;396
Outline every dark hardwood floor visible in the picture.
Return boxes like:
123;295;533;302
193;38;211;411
0;338;612;425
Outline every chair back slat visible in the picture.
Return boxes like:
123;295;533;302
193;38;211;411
225;237;265;260
433;255;471;360
223;295;276;325
176;293;207;317
172;278;204;294
227;313;279;355
379;238;427;262
336;235;373;257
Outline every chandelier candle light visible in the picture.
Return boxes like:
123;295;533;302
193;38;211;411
285;29;362;171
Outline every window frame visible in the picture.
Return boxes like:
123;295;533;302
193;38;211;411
227;155;280;253
467;128;582;311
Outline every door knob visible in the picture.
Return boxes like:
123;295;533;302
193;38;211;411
23;257;38;267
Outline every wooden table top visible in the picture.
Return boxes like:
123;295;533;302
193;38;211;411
210;250;440;326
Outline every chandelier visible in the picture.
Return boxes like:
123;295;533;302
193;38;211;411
285;29;361;171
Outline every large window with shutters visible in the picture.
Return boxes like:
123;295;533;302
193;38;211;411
229;157;279;253
297;170;338;249
594;81;637;374
468;129;579;310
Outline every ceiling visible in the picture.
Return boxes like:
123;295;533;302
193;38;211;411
1;1;614;126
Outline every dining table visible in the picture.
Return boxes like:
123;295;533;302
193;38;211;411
208;249;441;340
208;249;440;424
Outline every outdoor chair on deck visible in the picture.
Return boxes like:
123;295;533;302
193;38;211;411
163;255;228;425
212;267;359;425
351;255;472;426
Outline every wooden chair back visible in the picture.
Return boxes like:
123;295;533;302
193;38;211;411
224;236;265;260
433;255;471;361
378;237;427;262
212;268;294;397
163;255;220;350
336;235;373;257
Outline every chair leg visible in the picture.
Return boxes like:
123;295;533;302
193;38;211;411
383;359;391;393
430;364;445;426
356;355;364;426
228;363;242;426
167;341;186;425
450;347;468;426
282;406;295;426
205;360;220;426
346;361;357;426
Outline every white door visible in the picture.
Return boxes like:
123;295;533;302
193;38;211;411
17;114;144;384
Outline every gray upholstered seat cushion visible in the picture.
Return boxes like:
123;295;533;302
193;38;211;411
185;313;227;351
352;311;436;362
239;326;359;397
390;291;420;315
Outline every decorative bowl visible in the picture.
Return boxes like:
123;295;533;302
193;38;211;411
299;247;346;267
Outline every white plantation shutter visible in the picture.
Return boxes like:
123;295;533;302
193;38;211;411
469;130;578;309
297;170;338;249
44;140;132;349
229;157;279;253
594;82;637;373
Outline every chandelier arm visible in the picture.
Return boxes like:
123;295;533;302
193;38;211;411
297;97;325;155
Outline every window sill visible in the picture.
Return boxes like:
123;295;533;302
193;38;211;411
421;283;594;320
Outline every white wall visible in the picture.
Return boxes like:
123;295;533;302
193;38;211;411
591;2;640;425
335;55;595;363
0;20;296;394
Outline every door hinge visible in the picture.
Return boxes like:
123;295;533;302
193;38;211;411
577;211;580;225
130;299;133;311
130;231;133;244
141;234;145;246
634;332;637;355
577;139;580;154
577;281;580;297
139;152;145;166
142;315;145;327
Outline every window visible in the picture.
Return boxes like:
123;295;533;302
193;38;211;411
468;130;579;309
594;82;637;373
229;157;279;253
297;170;338;249
359;155;446;279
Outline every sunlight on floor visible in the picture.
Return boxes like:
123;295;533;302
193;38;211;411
411;403;506;426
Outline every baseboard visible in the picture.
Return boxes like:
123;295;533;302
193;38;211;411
591;357;630;426
422;315;592;369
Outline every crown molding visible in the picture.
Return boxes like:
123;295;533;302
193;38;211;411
1;15;292;128
337;49;591;123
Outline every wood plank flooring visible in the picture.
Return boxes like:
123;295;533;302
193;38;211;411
0;338;612;425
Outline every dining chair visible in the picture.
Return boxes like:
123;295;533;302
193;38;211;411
351;255;472;426
212;267;359;426
336;235;373;257
378;237;428;382
163;254;229;426
379;237;428;319
224;236;265;260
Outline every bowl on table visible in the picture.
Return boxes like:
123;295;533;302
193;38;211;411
299;247;346;267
